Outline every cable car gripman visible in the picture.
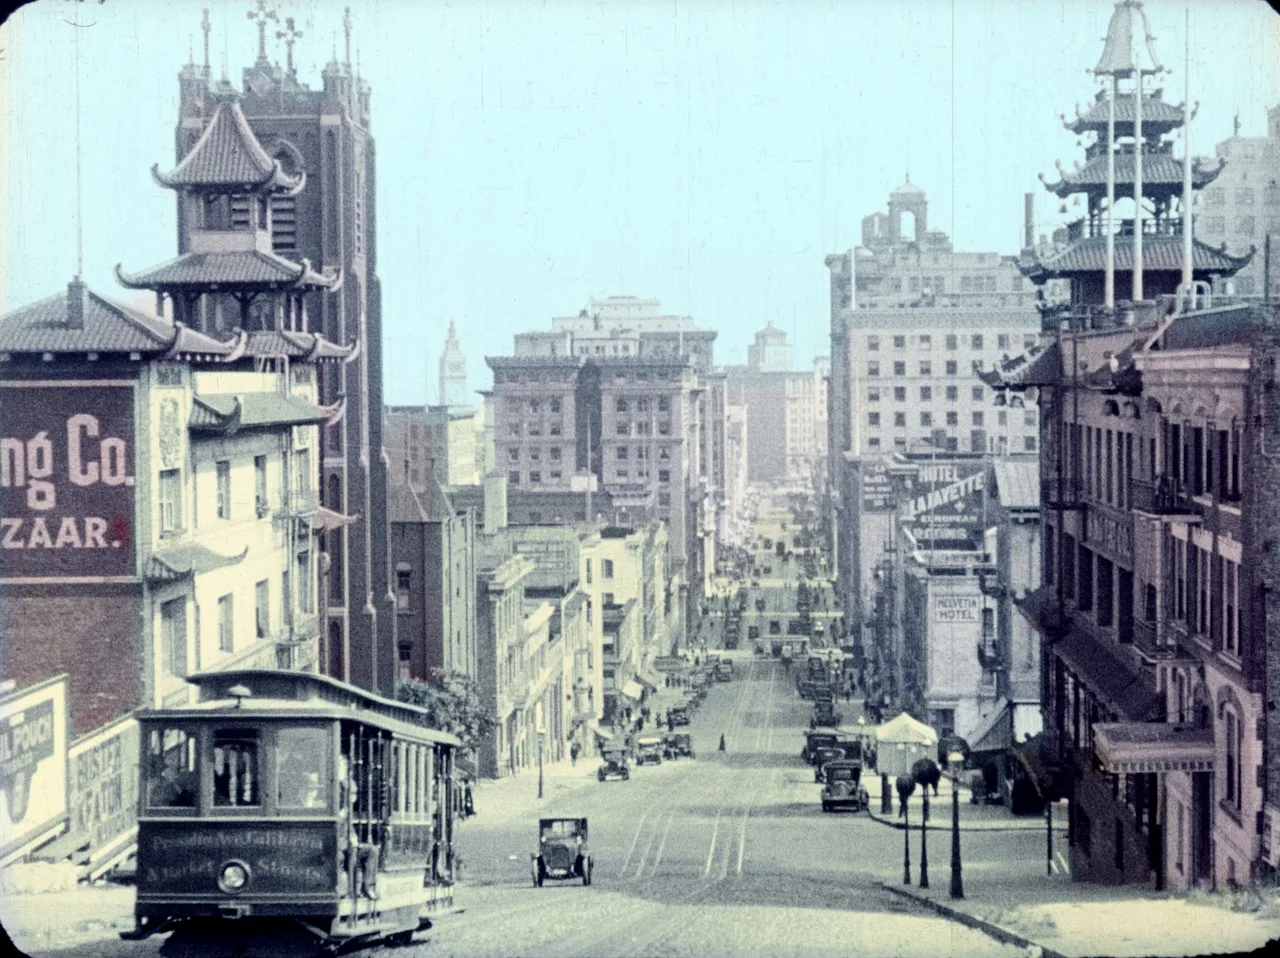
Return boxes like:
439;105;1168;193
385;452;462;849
120;670;462;957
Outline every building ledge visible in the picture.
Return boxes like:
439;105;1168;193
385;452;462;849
1093;722;1214;774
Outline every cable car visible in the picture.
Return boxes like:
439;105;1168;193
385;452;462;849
120;670;462;957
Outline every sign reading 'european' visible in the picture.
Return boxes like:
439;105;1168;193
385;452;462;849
0;383;135;579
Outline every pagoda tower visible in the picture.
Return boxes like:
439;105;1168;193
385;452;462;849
1022;0;1252;312
117;84;345;339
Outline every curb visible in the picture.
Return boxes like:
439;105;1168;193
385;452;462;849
877;882;1068;958
866;807;1069;834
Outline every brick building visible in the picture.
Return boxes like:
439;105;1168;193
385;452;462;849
169;13;397;693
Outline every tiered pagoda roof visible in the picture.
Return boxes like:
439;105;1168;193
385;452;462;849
243;330;360;363
1020;235;1252;283
1063;89;1187;135
152;86;304;195
0;280;239;361
1042;152;1224;198
114;249;340;293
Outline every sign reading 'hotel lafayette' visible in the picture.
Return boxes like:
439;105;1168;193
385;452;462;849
0;383;135;579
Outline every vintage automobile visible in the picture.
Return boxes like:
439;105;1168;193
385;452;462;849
748;624;761;642
801;730;841;765
820;761;870;813
667;707;690;727
812;747;849;782
532;818;593;886
755;597;767;612
811;701;843;729
635;736;664;766
597;750;630;782
663;732;695;760
715;661;733;682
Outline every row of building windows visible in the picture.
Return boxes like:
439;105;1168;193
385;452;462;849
156;449;311;535
866;333;1037;352
160;564;310;678
869;409;1035;429
876;275;1026;294
1197;215;1280;237
867;359;1003;377
862;432;1025;453
614;396;671;413
1200;185;1280;207
867;384;1026;406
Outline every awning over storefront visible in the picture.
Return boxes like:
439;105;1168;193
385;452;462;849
969;698;1014;755
636;670;662;693
1094;722;1215;775
620;680;644;702
590;722;615;742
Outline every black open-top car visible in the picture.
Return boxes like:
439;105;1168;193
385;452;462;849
598;749;630;781
663;732;694;760
668;707;690;727
533;817;593;886
812;746;848;781
820;761;870;812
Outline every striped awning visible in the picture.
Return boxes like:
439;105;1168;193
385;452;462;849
620;680;644;701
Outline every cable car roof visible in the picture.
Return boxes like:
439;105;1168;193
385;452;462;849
136;669;462;748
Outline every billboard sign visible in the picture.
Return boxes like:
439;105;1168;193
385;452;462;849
0;675;69;865
859;460;894;512
67;715;139;865
0;382;136;580
900;461;987;551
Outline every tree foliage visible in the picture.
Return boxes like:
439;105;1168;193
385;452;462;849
396;669;495;755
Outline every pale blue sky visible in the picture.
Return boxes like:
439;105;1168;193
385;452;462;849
2;0;1277;405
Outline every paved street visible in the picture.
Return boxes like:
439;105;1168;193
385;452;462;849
424;655;1033;958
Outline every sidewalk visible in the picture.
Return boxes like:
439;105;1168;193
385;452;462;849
880;873;1280;958
865;774;1069;833
1;882;136;955
467;754;602;826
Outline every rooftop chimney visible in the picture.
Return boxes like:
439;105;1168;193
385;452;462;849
66;277;86;330
1023;194;1035;251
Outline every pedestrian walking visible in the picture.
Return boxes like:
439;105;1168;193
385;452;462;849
718;732;726;752
570;743;580;767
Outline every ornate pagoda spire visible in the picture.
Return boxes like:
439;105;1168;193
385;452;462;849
1094;0;1163;78
151;85;304;195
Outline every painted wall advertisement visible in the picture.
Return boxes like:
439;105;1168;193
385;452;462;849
0;675;69;866
0;382;136;579
900;461;987;550
67;715;139;862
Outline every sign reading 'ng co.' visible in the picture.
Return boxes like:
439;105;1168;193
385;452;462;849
0;383;136;579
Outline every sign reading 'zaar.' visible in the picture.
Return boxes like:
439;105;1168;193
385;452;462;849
0;383;135;579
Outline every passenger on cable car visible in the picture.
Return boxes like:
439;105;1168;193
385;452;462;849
338;754;380;898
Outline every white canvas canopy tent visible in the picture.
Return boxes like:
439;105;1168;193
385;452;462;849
874;712;939;777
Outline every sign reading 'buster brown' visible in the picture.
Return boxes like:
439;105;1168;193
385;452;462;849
0;382;136;579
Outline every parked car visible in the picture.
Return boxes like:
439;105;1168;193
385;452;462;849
667;707;690;727
532;817;593;886
715;662;733;682
663;732;695;760
812;747;848;781
597;750;630;782
811;702;842;728
820;762;870;813
801;730;841;765
635;736;664;766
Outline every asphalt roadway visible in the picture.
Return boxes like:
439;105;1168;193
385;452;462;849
422;657;1041;958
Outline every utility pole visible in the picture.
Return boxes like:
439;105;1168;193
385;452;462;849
919;789;930;889
950;771;964;899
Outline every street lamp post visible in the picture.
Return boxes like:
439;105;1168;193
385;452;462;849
919;788;929;889
903;796;911;885
949;762;964;900
537;729;546;800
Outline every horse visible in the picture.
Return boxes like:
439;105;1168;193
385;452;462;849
911;757;942;796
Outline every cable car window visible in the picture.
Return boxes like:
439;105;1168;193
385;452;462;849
276;727;328;810
147;728;198;808
213;730;260;807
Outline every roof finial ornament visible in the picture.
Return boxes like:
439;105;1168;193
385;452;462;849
247;0;277;65
277;16;302;78
201;8;211;69
1233;112;1241;137
343;6;353;67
